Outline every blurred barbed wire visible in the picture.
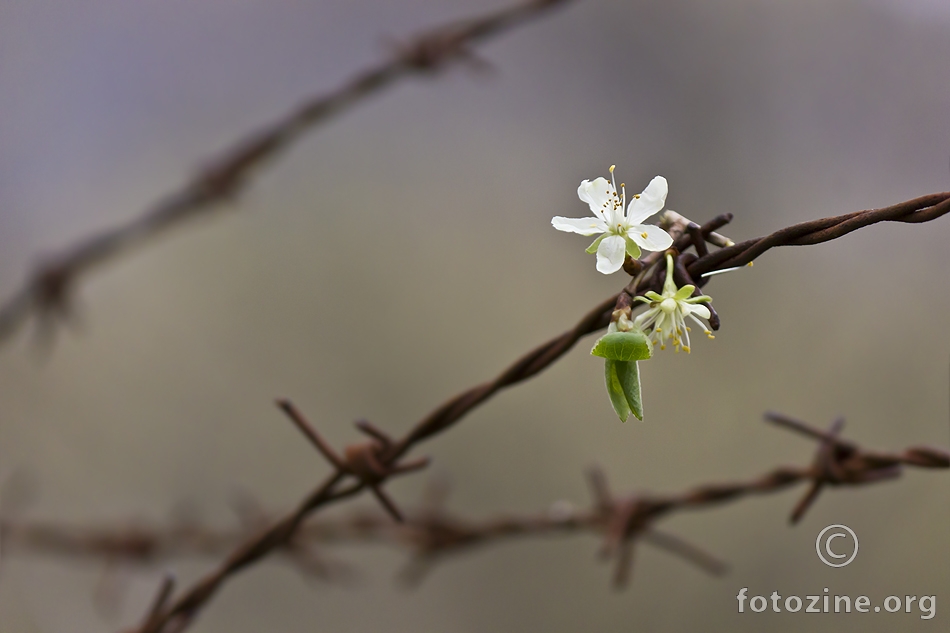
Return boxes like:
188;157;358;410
0;0;947;631
0;0;573;349
3;412;945;599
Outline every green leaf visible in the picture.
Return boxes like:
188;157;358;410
616;359;644;421
604;359;632;422
591;331;653;361
604;359;645;421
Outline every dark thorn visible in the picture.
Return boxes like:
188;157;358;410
817;417;848;483
585;466;612;513
370;485;405;523
140;573;176;632
854;466;902;484
355;419;392;447
643;529;728;576
602;499;636;559
612;539;635;589
764;412;856;451
789;479;824;524
704;213;734;234
687;222;709;258
903;446;950;468
389;456;431;475
275;399;347;471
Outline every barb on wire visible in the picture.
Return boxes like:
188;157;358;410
4;414;946;594
134;574;176;633
0;0;573;348
276;399;430;522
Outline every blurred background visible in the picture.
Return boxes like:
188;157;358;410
1;0;949;631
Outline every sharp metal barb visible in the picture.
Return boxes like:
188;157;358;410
585;465;612;513
354;420;392;447
275;399;347;471
612;539;635;589
369;486;405;523
642;529;728;576
139;573;175;633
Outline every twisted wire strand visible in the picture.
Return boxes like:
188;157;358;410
689;192;950;275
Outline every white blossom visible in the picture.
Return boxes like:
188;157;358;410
552;166;674;274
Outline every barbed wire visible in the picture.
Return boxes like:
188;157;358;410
1;0;947;629
3;412;946;596
104;188;950;633
0;0;573;348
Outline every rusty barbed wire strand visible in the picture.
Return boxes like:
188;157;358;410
4;414;946;591
0;0;573;347
687;192;950;276
99;190;950;632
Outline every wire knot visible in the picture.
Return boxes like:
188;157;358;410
277;400;430;523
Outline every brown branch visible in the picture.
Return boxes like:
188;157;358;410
0;0;573;347
4;415;946;592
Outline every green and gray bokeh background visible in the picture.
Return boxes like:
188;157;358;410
1;0;948;631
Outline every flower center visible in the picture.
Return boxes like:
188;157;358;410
660;298;678;314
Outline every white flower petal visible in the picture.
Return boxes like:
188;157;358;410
629;223;674;252
685;303;711;319
577;177;612;218
626;175;668;224
633;306;660;331
552;216;607;235
595;234;627;274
